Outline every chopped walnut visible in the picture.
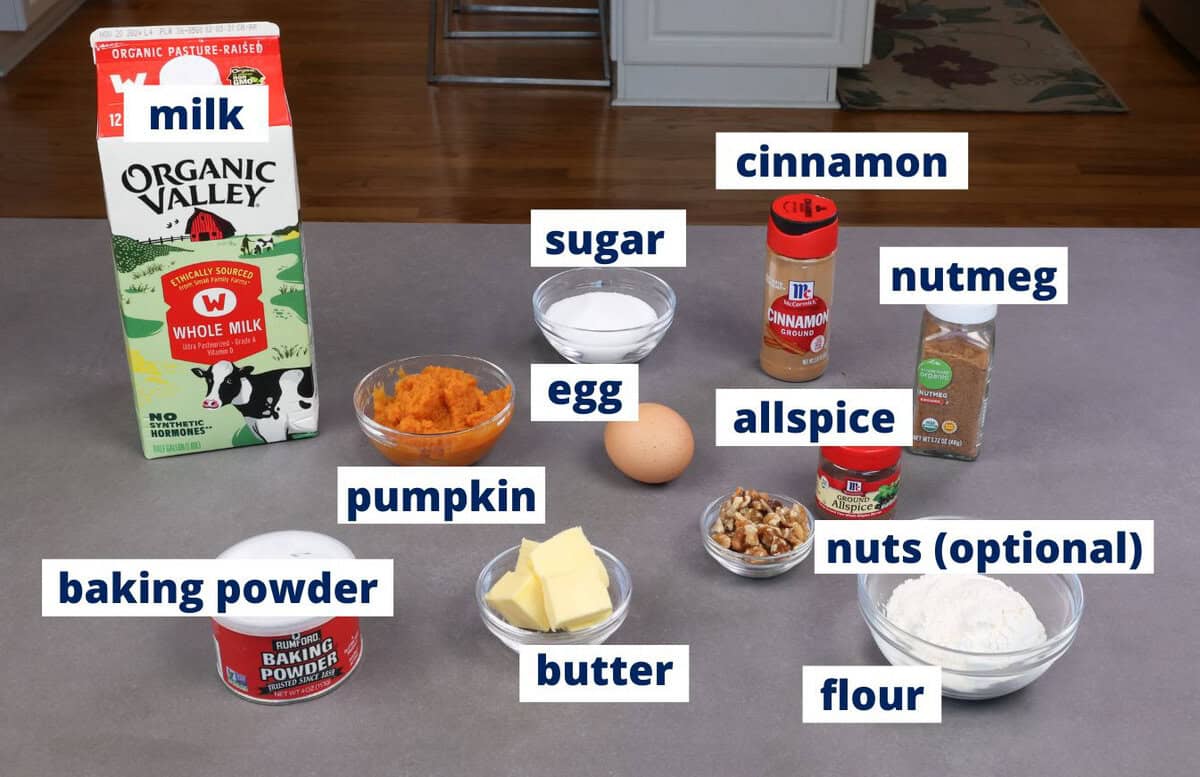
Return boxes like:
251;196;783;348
709;487;811;560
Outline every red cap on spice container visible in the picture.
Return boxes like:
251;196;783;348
821;446;902;472
767;194;839;259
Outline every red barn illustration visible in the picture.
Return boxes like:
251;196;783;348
186;208;236;242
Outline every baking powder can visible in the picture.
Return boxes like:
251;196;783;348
211;531;364;704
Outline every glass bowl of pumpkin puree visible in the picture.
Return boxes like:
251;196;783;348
354;355;515;465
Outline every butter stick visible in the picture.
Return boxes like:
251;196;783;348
522;534;608;587
485;570;551;631
541;568;613;632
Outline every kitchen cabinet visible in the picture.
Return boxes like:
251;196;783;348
0;0;85;76
612;0;876;107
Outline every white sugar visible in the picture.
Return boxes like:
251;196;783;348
542;291;663;363
544;291;658;331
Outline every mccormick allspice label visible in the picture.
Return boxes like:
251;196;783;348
759;194;838;382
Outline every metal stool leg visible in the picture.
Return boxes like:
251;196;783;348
427;0;439;83
427;0;612;87
597;0;611;85
455;3;599;15
447;0;599;39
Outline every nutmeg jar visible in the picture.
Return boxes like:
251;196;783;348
815;446;901;519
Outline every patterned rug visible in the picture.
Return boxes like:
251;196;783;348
838;0;1127;112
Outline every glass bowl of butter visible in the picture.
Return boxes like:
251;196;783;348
476;533;632;652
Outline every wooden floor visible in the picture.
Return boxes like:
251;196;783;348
1;0;1198;226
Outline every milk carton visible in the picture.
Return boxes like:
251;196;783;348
91;23;318;458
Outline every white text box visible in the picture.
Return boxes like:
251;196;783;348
715;132;968;190
42;558;394;617
814;519;1153;574
520;645;690;703
802;666;942;723
530;209;686;267
124;85;269;143
715;388;913;446
338;466;546;524
880;247;1068;305
530;364;639;421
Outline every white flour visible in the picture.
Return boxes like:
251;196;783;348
885;574;1047;653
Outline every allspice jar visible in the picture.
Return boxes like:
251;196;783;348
816;446;902;519
759;193;839;382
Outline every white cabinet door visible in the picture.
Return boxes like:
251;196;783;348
621;0;874;68
0;0;28;32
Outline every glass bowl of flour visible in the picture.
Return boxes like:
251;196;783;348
857;521;1085;700
533;268;676;363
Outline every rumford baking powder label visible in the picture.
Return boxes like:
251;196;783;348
212;617;362;702
91;23;317;458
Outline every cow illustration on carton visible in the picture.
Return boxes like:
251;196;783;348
191;361;317;443
92;23;318;458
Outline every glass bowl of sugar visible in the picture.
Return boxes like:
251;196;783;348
533;268;676;363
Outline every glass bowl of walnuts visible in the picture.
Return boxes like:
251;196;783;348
701;487;814;578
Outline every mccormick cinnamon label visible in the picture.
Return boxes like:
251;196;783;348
91;23;317;458
212;617;362;703
765;279;830;356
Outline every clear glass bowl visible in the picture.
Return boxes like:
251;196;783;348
700;492;814;578
476;544;632;651
857;518;1085;700
532;268;676;364
353;354;514;466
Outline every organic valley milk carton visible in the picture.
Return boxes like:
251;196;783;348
91;23;318;458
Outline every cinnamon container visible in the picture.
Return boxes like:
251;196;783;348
759;194;839;382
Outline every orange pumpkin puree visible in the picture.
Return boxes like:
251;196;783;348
372;365;512;434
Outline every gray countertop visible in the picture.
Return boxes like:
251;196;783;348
2;220;1196;776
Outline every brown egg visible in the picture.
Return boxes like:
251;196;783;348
604;402;695;484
